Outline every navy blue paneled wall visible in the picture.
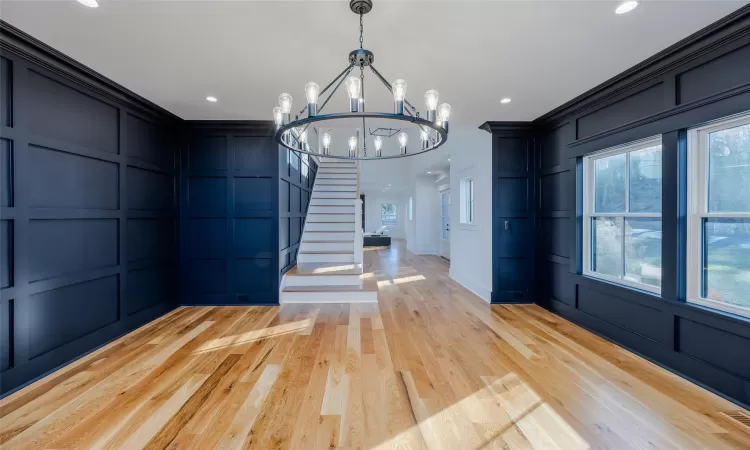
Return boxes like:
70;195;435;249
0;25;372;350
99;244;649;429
180;122;280;305
279;148;317;275
0;24;180;395
529;7;750;408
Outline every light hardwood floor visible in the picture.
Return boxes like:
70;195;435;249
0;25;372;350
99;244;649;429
2;240;750;449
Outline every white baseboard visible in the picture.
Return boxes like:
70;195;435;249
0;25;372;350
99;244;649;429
449;269;491;303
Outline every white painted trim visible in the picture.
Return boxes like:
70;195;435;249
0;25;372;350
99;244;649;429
450;268;491;303
686;112;750;318
582;136;663;295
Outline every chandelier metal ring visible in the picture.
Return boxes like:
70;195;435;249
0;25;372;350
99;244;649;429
271;0;452;160
275;112;448;160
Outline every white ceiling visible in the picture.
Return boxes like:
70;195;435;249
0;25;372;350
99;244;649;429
2;0;747;127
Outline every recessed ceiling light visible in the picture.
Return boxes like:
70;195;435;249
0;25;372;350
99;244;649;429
77;0;98;7
615;1;639;14
500;97;512;104
206;96;218;102
427;171;432;174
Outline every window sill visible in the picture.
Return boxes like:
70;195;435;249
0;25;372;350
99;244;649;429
688;297;750;321
582;271;661;296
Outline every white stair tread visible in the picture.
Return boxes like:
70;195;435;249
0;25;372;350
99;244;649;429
286;265;362;276
283;279;377;293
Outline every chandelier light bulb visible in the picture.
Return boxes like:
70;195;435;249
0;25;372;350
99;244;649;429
305;82;320;116
438;103;451;122
374;136;383;157
322;132;332;149
398;132;408;155
392;79;408;101
420;128;430;150
345;76;362;112
425;89;439;117
272;107;283;126
278;93;293;114
348;136;357;151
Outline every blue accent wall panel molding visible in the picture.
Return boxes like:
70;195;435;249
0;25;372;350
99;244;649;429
278;148;317;275
525;5;750;408
0;21;180;395
179;121;280;306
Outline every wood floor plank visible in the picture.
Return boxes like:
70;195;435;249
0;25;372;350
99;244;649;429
2;240;749;449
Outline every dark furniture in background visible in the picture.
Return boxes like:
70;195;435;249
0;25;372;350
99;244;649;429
364;235;391;247
484;5;750;409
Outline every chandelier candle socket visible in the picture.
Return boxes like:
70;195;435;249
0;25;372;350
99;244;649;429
271;0;450;159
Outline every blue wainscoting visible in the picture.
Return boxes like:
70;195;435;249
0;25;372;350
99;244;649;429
179;122;280;305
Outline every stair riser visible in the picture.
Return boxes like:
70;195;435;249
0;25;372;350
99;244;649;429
280;290;377;304
302;232;355;240
305;222;354;231
298;253;355;263
307;214;355;223
316;173;358;178
312;191;358;199
284;274;362;287
309;199;357;206
315;179;357;186
309;205;355;214
315;185;357;192
301;242;353;252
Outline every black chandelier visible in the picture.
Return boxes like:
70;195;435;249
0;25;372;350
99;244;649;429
272;0;451;160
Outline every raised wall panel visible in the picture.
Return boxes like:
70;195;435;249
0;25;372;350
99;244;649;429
1;220;11;289
128;167;173;211
126;265;172;315
290;217;301;246
494;178;528;214
0;300;11;372
0;57;12;127
28;219;118;282
279;217;290;250
541;124;574;168
290;184;301;214
495;257;530;292
495;218;532;257
127;114;171;169
577;83;664;139
235;177;273;212
233;259;272;293
678;44;750;104
127;218;173;263
540;172;567;212
677;317;750;380
29;145;118;209
235;136;274;172
577;286;662;343
27;70;119;154
189;135;226;170
280;180;290;213
235;218;274;257
540;217;568;258
496;137;529;172
185;259;226;294
0;138;11;207
184;218;226;258
547;261;574;306
188;176;225;215
26;275;120;359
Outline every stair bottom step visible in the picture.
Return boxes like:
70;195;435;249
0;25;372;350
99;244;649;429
283;279;377;293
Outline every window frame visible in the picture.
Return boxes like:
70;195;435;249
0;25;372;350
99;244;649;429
687;113;750;318
582;136;663;294
381;203;398;227
459;177;475;225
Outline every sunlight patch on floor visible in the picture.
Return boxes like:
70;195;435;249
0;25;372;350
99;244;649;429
377;274;426;287
310;264;359;274
192;319;311;354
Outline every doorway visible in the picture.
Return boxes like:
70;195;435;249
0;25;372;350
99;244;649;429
440;190;450;260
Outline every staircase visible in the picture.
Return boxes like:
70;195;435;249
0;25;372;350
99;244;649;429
280;158;378;303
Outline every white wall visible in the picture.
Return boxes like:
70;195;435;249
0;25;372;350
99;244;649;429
410;178;441;255
364;193;407;239
448;129;493;303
